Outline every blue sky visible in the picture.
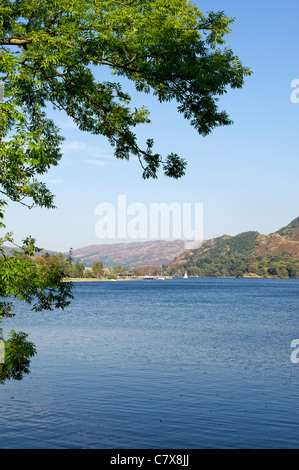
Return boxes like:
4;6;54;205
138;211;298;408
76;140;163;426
3;0;299;252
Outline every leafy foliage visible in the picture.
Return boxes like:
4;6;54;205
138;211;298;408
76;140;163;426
35;251;85;279
90;261;103;278
0;238;73;318
0;0;251;186
0;330;36;383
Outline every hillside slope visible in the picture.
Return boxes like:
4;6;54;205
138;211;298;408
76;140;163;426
164;218;299;278
71;239;189;268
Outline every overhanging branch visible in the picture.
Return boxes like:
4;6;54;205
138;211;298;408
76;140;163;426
0;38;34;46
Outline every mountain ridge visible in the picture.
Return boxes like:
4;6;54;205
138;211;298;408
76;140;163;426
163;217;299;278
71;239;189;268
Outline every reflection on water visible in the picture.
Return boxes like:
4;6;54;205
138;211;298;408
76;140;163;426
0;278;299;448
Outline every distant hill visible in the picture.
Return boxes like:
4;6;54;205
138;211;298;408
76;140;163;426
0;239;190;269
163;217;299;278
71;239;189;268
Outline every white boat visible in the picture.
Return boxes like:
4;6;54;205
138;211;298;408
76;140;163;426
158;267;166;280
183;271;188;279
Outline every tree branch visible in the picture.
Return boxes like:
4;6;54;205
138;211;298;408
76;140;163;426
0;38;34;46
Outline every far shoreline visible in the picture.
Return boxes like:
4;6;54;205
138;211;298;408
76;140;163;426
64;277;134;282
64;275;296;282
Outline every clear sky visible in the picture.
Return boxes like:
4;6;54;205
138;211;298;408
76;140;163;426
2;0;299;252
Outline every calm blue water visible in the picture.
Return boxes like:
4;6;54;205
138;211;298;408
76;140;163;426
0;277;299;449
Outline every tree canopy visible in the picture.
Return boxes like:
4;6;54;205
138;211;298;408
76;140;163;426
91;261;104;278
0;1;251;319
0;0;251;189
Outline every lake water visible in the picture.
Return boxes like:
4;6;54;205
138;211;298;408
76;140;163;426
0;277;299;449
